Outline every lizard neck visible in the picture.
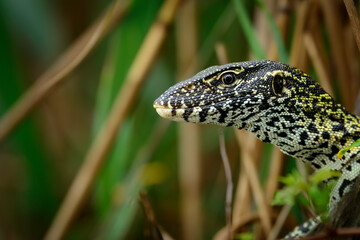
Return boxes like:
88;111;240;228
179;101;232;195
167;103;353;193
242;102;360;171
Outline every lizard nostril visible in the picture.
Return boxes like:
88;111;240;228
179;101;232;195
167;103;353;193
184;83;195;90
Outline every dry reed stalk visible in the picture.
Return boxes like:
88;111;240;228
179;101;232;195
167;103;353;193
343;0;360;54
215;43;229;65
306;0;332;86
320;0;353;110
344;23;360;101
44;0;182;239
235;132;272;235
303;33;334;96
231;213;260;232
0;0;131;143
233;170;252;221
175;1;202;239
289;0;310;70
265;148;285;203
215;145;253;240
253;0;274;53
213;212;260;240
304;1;334;96
224;139;257;237
267;0;292;60
267;204;292;240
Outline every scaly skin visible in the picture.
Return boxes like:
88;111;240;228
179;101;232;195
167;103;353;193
153;60;360;238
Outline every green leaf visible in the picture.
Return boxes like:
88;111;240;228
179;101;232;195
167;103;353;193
235;232;254;240
278;170;307;190
338;138;360;159
272;168;336;214
309;186;329;213
272;188;296;206
309;168;341;185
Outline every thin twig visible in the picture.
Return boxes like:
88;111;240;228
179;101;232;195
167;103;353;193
267;204;292;240
44;0;182;239
0;0;131;143
218;129;233;240
215;44;233;240
140;191;164;240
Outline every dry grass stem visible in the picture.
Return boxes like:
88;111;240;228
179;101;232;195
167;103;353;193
176;1;202;239
267;0;291;60
212;171;252;240
265;148;284;203
235;132;272;235
215;43;229;65
303;33;334;96
320;0;353;109
343;0;360;54
213;213;260;240
44;0;182;239
289;0;310;70
267;204;292;240
219;130;234;240
0;0;131;143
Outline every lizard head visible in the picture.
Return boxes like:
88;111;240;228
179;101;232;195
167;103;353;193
154;60;360;168
154;60;328;129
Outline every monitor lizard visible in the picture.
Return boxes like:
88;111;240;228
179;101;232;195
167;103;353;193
153;60;360;238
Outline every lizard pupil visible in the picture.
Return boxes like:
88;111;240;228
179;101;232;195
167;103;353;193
221;73;236;85
272;74;284;95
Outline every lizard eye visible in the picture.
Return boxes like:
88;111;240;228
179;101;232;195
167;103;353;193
221;73;236;85
272;73;285;95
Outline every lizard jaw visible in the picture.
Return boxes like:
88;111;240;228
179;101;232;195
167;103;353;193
153;103;187;122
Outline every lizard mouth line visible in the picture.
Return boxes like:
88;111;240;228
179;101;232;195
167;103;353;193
153;102;168;109
153;102;197;111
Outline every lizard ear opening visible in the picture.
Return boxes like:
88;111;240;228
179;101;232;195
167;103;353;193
272;72;285;96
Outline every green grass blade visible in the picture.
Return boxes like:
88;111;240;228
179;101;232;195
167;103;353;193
232;0;266;59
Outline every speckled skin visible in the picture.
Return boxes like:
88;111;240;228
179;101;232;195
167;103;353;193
153;60;360;238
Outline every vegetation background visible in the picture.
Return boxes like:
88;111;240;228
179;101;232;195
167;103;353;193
0;0;359;239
